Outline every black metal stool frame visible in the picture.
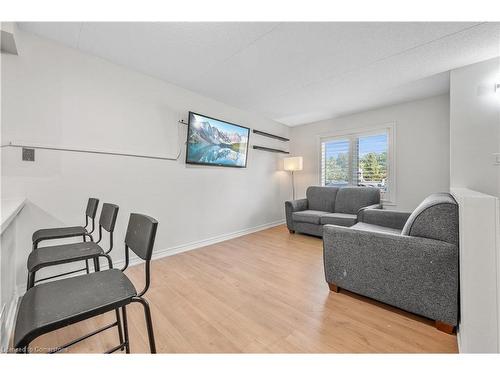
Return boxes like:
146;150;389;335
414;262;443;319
31;198;99;275
119;242;156;353
32;198;99;250
47;253;126;354
15;213;158;354
27;203;119;289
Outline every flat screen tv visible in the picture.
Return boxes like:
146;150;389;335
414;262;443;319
186;112;250;168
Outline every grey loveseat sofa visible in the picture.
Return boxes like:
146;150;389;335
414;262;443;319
285;186;381;237
323;192;459;333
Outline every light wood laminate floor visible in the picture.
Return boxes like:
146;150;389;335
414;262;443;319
30;225;458;353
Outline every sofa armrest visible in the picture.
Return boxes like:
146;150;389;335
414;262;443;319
356;203;382;222
322;224;459;325
285;199;308;230
357;208;411;229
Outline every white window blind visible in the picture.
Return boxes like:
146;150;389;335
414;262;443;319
320;128;393;202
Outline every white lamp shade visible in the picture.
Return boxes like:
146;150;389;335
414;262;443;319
284;156;303;171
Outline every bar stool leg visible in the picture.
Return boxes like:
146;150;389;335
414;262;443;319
114;309;125;351
82;235;90;274
122;306;130;353
133;297;156;354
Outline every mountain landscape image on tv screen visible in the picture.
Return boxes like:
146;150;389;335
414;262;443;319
186;112;250;167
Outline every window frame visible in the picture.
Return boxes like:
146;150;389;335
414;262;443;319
317;122;396;205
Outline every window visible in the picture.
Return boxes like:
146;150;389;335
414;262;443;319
320;126;394;203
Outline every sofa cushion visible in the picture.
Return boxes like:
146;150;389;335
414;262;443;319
294;222;323;237
292;210;326;224
320;213;357;227
306;186;338;212
334;186;381;214
351;222;402;235
401;192;459;245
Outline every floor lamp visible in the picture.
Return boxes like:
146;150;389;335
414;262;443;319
284;156;303;200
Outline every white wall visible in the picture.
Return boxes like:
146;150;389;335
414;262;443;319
1;30;290;291
449;57;500;353
450;57;500;197
289;94;451;211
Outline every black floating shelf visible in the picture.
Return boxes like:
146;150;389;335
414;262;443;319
253;129;289;142
253;145;290;154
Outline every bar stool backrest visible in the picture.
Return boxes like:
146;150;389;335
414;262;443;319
122;213;158;297
99;203;119;232
84;198;100;234
125;213;158;261
95;203;120;254
86;198;100;219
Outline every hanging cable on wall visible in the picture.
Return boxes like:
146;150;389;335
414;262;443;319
2;118;188;162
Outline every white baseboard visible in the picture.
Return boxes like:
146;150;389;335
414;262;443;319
15;219;285;294
114;219;286;269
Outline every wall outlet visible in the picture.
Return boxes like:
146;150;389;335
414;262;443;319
22;147;35;161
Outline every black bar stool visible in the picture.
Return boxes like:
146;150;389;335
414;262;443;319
14;213;158;354
26;203;119;290
32;198;99;250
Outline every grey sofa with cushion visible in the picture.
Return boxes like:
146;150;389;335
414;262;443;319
323;192;459;333
285;186;381;237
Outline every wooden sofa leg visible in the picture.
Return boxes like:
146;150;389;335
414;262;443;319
288;229;295;234
435;321;455;334
328;283;340;293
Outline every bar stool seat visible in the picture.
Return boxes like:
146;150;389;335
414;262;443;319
31;198;100;250
27;203;120;291
14;269;137;350
32;226;88;244
27;242;104;273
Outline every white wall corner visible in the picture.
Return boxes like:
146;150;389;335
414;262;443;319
1;22;19;55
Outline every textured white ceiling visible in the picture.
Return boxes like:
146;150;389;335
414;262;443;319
18;22;500;126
